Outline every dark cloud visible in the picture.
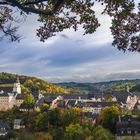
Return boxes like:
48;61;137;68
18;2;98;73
39;40;121;67
0;13;140;82
60;34;70;39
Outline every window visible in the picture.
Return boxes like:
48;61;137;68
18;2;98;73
127;130;131;134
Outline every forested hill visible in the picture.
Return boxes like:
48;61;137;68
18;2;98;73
0;72;68;94
56;79;140;94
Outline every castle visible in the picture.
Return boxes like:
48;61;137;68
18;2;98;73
0;77;24;111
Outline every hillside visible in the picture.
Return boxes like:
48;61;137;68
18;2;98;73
0;72;68;94
56;79;140;94
1;72;140;94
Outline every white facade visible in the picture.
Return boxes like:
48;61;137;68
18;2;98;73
13;77;21;94
126;95;137;110
0;92;16;111
0;77;22;111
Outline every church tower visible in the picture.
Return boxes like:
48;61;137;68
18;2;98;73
13;76;21;94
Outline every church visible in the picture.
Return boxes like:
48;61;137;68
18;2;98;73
0;77;24;111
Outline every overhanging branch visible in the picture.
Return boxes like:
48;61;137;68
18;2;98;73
23;0;48;6
3;0;54;16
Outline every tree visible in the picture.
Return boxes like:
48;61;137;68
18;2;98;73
64;123;84;140
61;108;82;128
122;136;137;140
44;133;53;140
99;106;121;133
23;93;35;117
40;103;49;112
35;112;48;130
23;93;35;109
0;0;139;52
92;125;115;140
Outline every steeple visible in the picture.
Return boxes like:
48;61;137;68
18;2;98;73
16;75;20;83
13;75;21;94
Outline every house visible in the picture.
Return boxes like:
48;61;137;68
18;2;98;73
50;96;63;109
0;76;22;111
16;94;25;107
0;91;16;111
65;100;77;109
116;115;140;140
32;92;44;101
113;92;137;110
0;120;10;136
43;94;59;105
76;101;119;114
13;119;25;130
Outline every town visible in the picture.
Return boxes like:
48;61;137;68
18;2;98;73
0;77;139;140
0;0;140;140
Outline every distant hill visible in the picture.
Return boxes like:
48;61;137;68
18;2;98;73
0;72;68;94
56;79;140;94
1;72;140;94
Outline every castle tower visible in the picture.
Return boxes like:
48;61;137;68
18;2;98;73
13;76;21;94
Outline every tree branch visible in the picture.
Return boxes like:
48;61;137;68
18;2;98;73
5;0;54;16
0;2;9;5
0;23;19;41
23;0;48;6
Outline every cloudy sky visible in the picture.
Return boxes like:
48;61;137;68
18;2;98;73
0;2;140;83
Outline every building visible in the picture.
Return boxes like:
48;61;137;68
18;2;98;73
0;76;22;111
0;91;16;111
16;94;25;107
113;92;137;110
13;119;25;130
13;76;21;94
116;115;140;140
0;120;10;136
75;101;119;114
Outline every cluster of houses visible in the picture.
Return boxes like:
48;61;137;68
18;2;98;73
0;78;140;139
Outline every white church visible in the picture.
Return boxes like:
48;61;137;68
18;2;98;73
0;77;24;111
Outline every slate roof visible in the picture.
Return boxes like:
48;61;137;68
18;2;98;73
14;119;24;125
113;92;130;104
0;91;16;97
75;101;119;108
0;86;13;93
66;100;76;107
0;120;10;130
44;94;60;103
63;94;88;100
16;94;25;99
36;98;45;107
116;115;140;136
63;93;105;100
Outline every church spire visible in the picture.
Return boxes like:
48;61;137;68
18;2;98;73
16;75;20;83
13;75;21;94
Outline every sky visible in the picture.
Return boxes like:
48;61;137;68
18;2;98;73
0;2;140;83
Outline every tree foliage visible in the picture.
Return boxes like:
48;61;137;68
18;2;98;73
0;0;139;52
99;105;121;133
92;125;115;140
65;123;84;140
24;93;35;107
0;72;68;94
